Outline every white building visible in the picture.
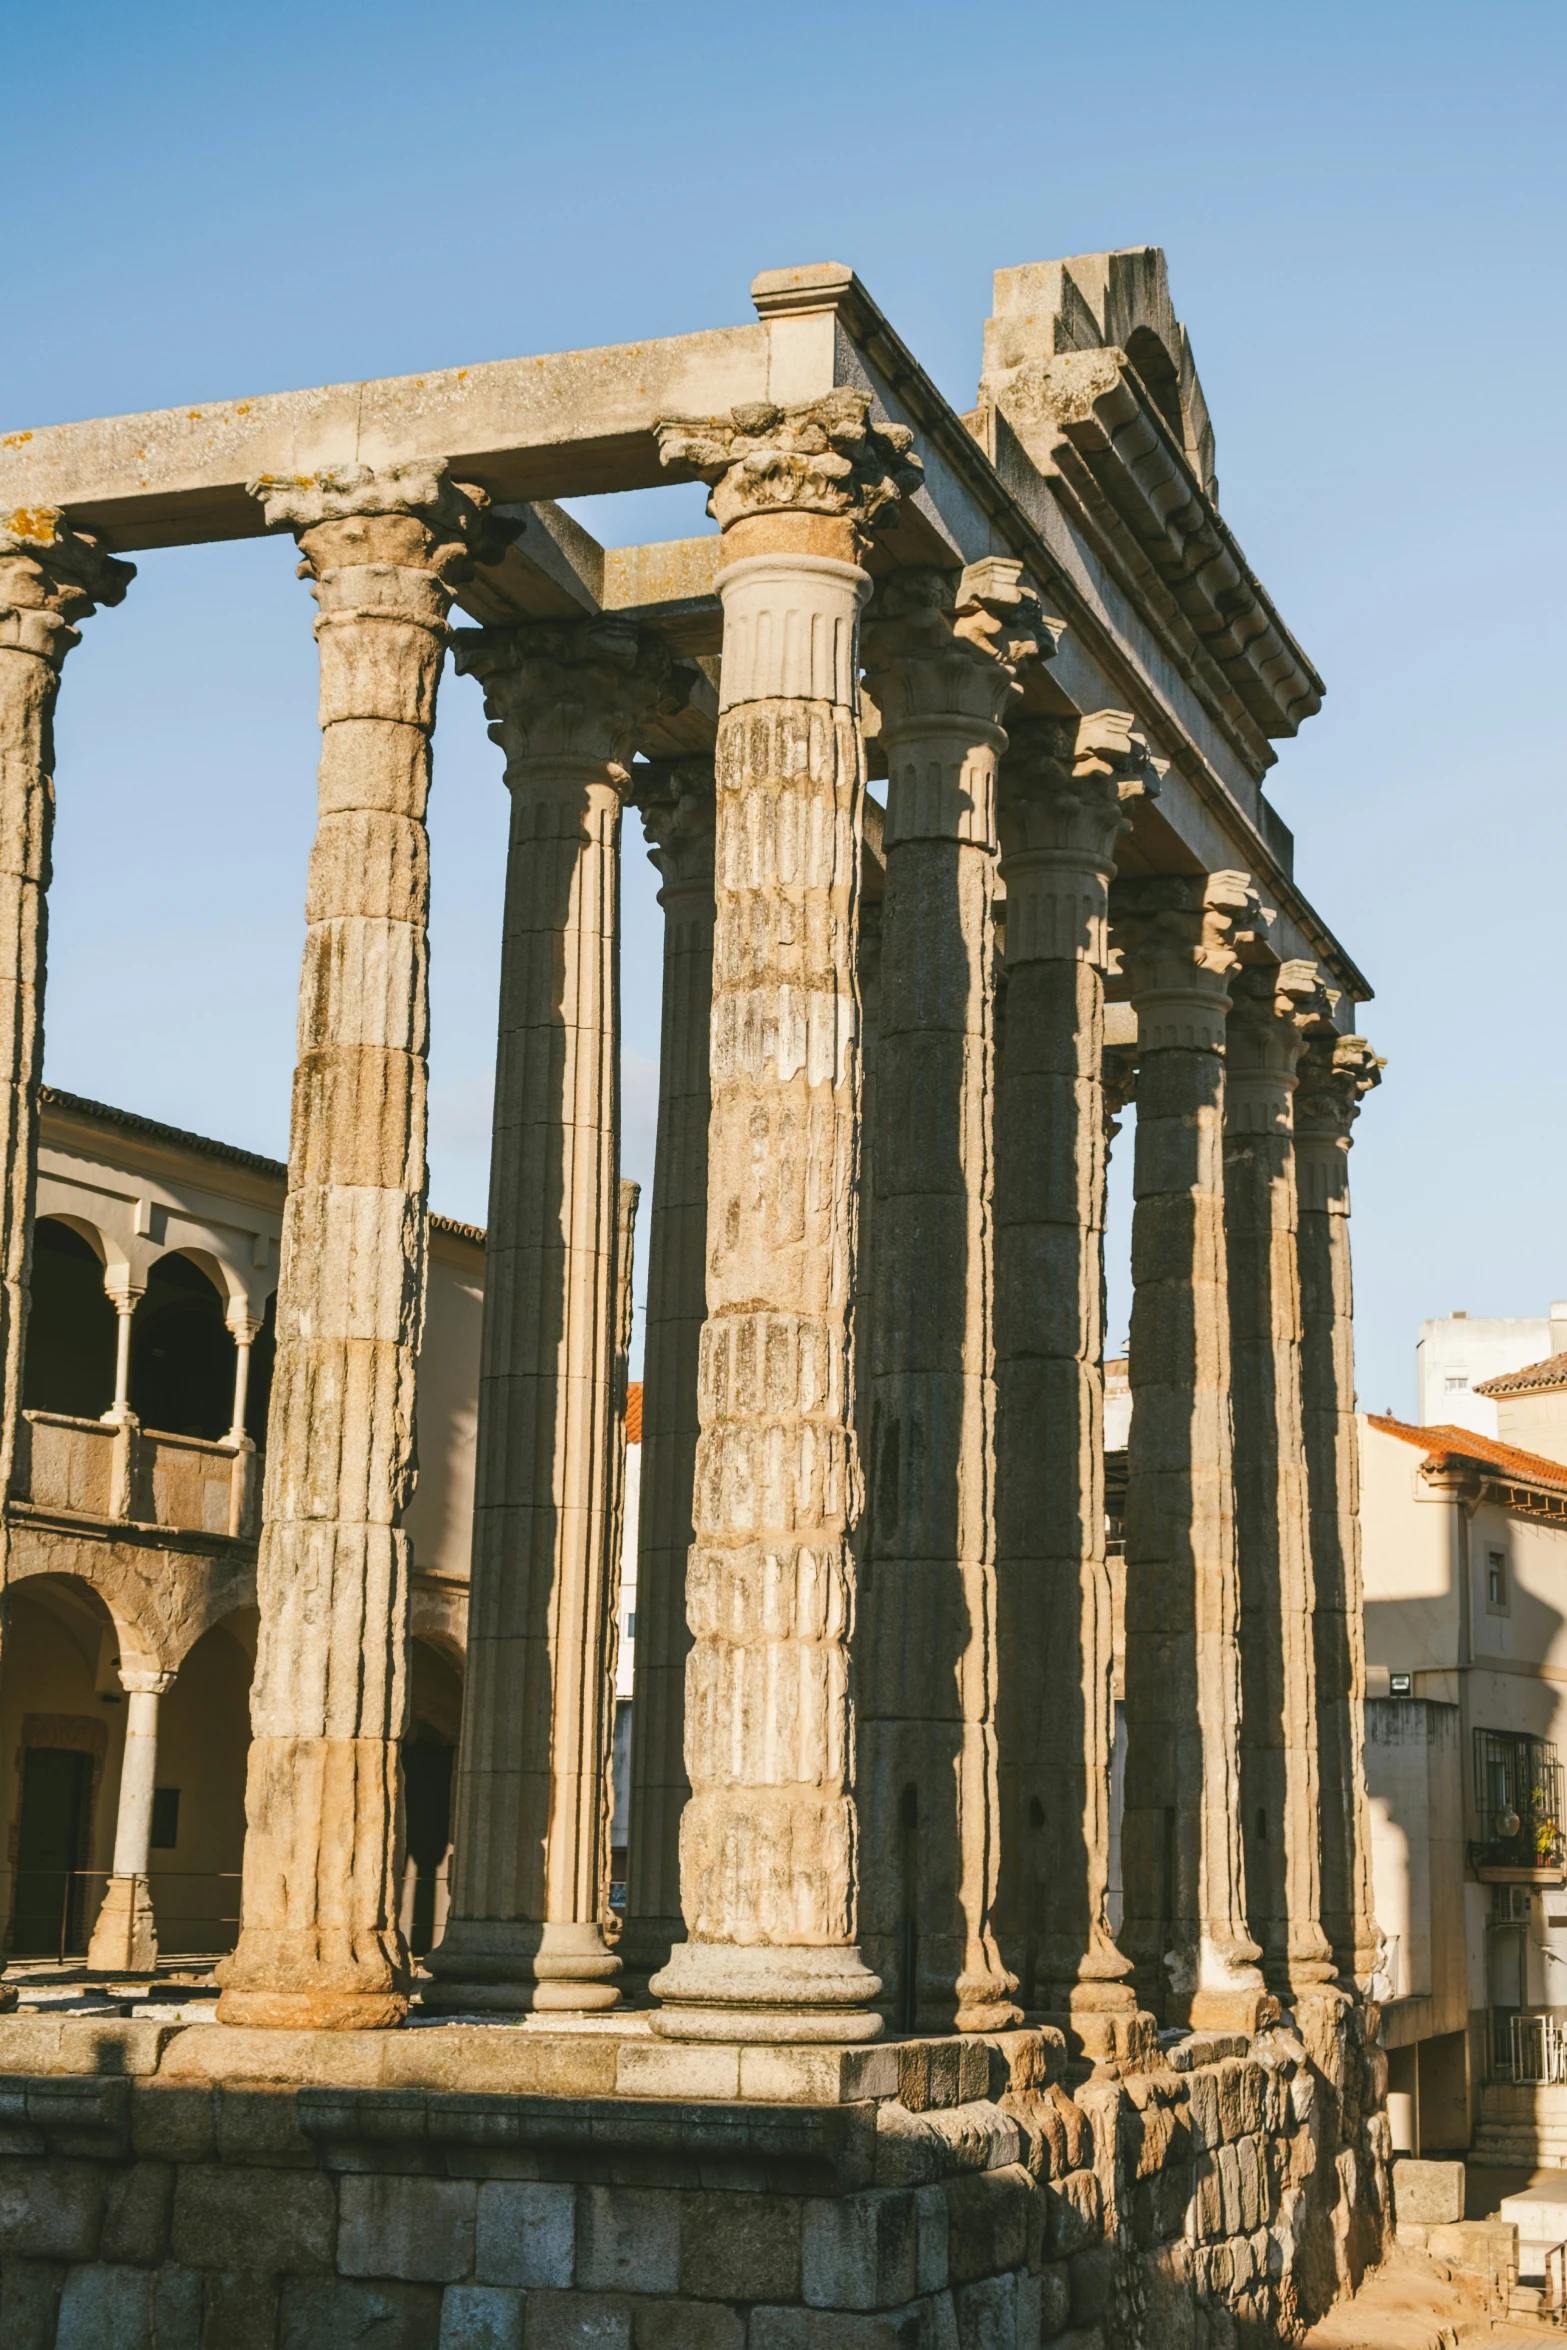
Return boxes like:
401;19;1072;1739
1415;1303;1567;1436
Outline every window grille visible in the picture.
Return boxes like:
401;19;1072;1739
1473;1729;1565;1870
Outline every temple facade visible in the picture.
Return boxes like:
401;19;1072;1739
0;247;1390;2345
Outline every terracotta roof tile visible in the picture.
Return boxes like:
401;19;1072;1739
1365;1412;1567;1492
1475;1352;1567;1398
625;1382;643;1445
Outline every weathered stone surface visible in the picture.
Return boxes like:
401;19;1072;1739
679;2190;803;2302
53;2260;201;2350
473;2180;576;2288
1115;872;1274;2035
523;2289;632;2348
220;463;503;2032
802;2188;918;2311
427;620;674;2018
649;394;917;2043
437;2284;523;2350
338;2175;476;2283
171;2164;335;2274
0;2259;66;2350
0;2156;105;2259
993;711;1152;2051
577;2185;682;2295
100;2162;174;2267
1296;1034;1383;1987
1391;2159;1464;2226
621;760;716;1989
857;565;1040;2038
278;2274;442;2349
200;2272;280;2350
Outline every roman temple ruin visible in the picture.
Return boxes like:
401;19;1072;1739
0;249;1390;2345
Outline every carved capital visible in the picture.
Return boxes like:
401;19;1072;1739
1295;1033;1384;1144
455;618;679;780
1225;959;1335;1133
630;757;717;891
656;391;922;536
863;561;1049;739
0;510;134;666
1114;870;1273;1048
247;459;512;584
998;712;1160;966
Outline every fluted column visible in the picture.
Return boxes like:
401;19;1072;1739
219;460;495;2029
648;391;920;2042
855;562;1041;2034
1115;871;1275;2033
994;712;1154;2061
1296;1032;1383;1990
1225;960;1339;2002
620;762;715;1987
425;621;673;2014
87;1666;174;1973
0;518;132;1566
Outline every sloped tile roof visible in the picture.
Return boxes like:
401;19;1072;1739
1366;1412;1567;1493
1475;1352;1567;1399
626;1381;643;1445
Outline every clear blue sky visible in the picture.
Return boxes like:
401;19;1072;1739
6;0;1563;1412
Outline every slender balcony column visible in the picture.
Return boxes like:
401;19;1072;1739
424;620;675;2015
86;1665;175;1974
856;561;1046;2035
0;518;132;1564
620;761;715;1988
101;1285;142;1423
1225;959;1341;2004
647;392;921;2043
218;460;501;2030
993;711;1157;2063
1295;1031;1383;1991
226;1313;263;1443
1114;871;1277;2034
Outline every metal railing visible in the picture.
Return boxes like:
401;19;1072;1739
1504;2009;1567;2086
5;1869;240;1964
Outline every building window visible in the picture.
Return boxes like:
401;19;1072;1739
1445;1374;1469;1394
625;1612;636;1640
1473;1729;1563;1870
150;1788;181;1851
1487;1551;1509;1612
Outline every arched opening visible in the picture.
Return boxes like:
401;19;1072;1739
245;1288;278;1448
0;1576;122;1960
23;1218;116;1419
148;1616;253;1956
403;1638;463;1961
130;1252;235;1440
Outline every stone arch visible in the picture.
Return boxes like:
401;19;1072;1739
129;1249;237;1441
23;1215;118;1420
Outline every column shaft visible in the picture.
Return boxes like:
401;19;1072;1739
858;567;1041;2034
621;763;715;1986
1225;963;1339;2001
87;1671;172;1974
426;621;672;2013
220;461;492;2030
649;390;920;2042
994;715;1151;2060
1116;872;1275;2033
1297;1035;1383;1988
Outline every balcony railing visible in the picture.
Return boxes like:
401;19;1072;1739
1472;1729;1565;1878
13;1411;259;1541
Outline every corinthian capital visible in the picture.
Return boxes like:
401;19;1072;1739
863;561;1049;737
655;391;922;535
455;618;678;778
1225;958;1337;1130
629;758;716;889
1113;870;1273;1045
0;510;134;664
247;459;511;582
1295;1033;1384;1141
999;711;1160;865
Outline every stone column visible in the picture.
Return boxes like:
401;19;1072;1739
620;761;715;1988
855;561;1043;2035
993;711;1154;2062
86;1666;174;1973
1296;1030;1383;1990
0;518;132;1568
1114;871;1275;2033
424;619;674;2014
648;391;920;2042
218;460;496;2030
1225;960;1341;2003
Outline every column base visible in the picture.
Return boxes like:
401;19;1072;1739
1063;1987;1162;2072
213;1924;411;2031
649;1942;884;2043
421;1920;623;2016
214;1988;410;2031
1187;1986;1281;2035
86;1874;158;1975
